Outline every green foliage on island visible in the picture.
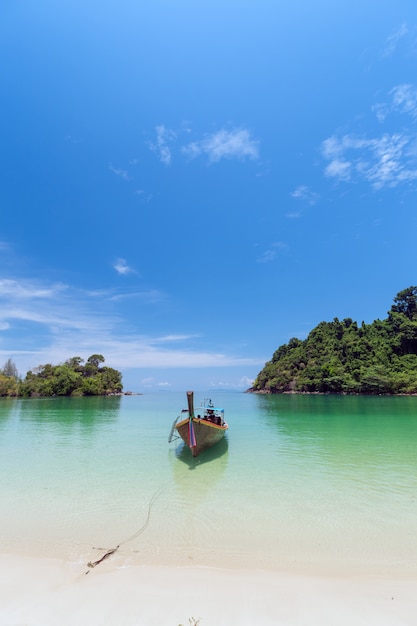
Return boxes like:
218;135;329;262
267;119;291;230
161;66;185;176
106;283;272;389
0;354;123;398
0;357;20;397
250;287;417;395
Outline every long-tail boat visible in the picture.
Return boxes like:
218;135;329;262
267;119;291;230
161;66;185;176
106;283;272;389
168;391;228;457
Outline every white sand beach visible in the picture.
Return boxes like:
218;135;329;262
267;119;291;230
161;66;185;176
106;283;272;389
1;554;416;626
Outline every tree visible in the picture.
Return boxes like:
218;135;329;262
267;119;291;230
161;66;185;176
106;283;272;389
52;365;82;395
99;366;123;393
65;356;84;371
390;286;417;320
1;358;19;379
86;354;105;369
81;377;103;395
0;374;19;396
83;354;105;378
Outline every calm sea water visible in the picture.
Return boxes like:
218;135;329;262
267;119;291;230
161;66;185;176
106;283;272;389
1;392;416;575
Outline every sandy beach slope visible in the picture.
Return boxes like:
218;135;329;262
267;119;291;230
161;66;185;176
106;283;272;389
1;554;416;626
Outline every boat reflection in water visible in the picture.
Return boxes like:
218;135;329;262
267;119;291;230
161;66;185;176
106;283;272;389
175;435;229;469
169;436;229;510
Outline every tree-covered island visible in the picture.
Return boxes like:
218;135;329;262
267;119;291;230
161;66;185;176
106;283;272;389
250;287;417;395
0;354;123;397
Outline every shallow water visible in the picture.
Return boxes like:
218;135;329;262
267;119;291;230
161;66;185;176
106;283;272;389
1;393;416;575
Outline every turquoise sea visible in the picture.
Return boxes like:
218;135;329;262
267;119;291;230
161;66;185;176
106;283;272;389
1;392;416;576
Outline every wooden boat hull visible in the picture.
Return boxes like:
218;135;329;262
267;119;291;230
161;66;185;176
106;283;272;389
176;417;228;457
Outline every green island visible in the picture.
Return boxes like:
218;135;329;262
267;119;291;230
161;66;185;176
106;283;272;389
0;354;123;398
250;286;417;395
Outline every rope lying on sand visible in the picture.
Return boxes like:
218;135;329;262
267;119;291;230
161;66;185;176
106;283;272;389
86;545;120;571
84;482;171;574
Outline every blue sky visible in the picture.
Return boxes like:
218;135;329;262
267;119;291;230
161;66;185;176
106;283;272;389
1;0;417;392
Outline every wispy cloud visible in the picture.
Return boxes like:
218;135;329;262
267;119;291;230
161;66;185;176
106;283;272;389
290;185;319;204
256;242;287;264
109;163;132;181
209;374;254;389
373;84;417;123
381;22;408;58
0;278;66;300
0;276;263;378
149;125;177;165
147;124;260;166
151;333;199;343
390;84;417;120
107;288;164;304
182;128;259;163
0;279;110;338
113;258;135;275
134;189;153;202
139;377;172;389
324;159;352;180
322;132;417;190
323;82;417;189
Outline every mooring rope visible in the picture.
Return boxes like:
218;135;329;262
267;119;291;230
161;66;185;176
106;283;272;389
84;482;169;574
85;465;192;574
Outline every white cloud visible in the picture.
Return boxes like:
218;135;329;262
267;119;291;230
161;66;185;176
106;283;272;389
108;289;163;304
109;163;132;181
321;139;353;181
330;83;417;189
182;128;259;163
381;22;408;58
372;102;390;124
148;124;260;166
390;84;417;120
149;125;176;165
0;276;263;379
290;185;319;204
134;189;153;203
324;159;351;181
113;258;135;275
373;84;417;123
209;374;254;389
138;378;171;389
362;134;413;189
256;242;287;264
256;249;278;263
152;334;199;343
0;278;66;300
321;135;344;159
238;375;255;388
321;132;417;189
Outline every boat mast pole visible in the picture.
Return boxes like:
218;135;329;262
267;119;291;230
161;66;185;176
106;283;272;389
187;391;194;418
187;391;197;449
